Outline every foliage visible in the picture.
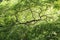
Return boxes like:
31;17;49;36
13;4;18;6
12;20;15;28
0;0;60;40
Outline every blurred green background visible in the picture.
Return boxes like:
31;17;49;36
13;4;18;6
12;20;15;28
0;0;60;40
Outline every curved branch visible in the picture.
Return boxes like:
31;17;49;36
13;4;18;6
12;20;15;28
16;15;47;24
29;6;35;20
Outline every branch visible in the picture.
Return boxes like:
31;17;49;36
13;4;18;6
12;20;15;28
18;18;41;24
16;15;47;24
16;14;53;24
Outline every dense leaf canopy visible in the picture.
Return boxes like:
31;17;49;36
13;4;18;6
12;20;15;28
0;0;60;40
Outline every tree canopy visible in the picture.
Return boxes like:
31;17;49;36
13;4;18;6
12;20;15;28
0;0;60;40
